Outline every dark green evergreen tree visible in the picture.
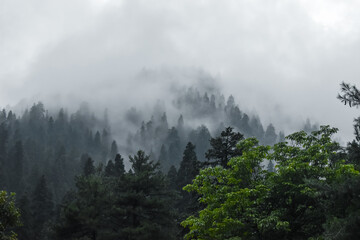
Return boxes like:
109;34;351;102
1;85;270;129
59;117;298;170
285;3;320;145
8;141;24;194
83;158;95;176
0;123;8;187
114;153;125;176
110;150;176;240
31;175;54;240
205;126;244;168
56;174;110;240
167;165;178;191
105;160;115;177
16;194;32;240
176;142;200;222
177;142;199;190
167;127;182;168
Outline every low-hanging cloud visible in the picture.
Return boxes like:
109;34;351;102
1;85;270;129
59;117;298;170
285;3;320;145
1;0;360;143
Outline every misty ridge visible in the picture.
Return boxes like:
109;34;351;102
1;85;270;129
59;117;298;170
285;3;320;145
1;69;319;170
4;1;360;238
0;69;321;237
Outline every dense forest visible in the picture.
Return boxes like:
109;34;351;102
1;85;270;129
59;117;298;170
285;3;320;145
1;83;359;240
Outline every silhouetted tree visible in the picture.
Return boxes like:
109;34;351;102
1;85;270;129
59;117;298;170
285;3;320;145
205;127;244;168
83;158;95;176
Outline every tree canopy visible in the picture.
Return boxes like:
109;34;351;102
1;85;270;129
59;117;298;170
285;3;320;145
0;191;21;240
182;126;360;239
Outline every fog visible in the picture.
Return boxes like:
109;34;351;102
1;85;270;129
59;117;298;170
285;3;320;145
1;0;360;143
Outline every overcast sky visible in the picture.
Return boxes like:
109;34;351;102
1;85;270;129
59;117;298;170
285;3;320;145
1;0;360;143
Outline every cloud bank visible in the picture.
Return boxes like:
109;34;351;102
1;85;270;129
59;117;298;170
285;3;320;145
1;0;360;142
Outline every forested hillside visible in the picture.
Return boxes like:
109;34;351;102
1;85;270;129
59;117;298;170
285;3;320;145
1;83;359;240
125;87;288;172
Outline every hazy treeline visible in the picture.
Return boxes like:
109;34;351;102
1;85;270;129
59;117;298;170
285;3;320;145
0;86;323;240
0;102;115;203
125;87;293;172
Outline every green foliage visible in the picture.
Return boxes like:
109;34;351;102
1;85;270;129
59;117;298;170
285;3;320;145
337;82;360;108
0;191;21;240
57;150;176;240
182;126;360;240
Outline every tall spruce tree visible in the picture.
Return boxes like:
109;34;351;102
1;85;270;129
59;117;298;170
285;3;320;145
114;153;125;176
167;165;178;191
205;126;244;168
104;160;115;177
16;194;32;240
31;175;54;240
176;142;200;225
177;142;199;190
110;150;176;240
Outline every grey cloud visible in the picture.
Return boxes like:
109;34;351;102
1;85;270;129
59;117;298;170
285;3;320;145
1;0;359;143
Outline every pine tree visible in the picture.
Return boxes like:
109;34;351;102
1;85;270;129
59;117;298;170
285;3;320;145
177;142;199;189
167;127;182;168
8;141;24;194
176;142;200;222
105;160;115;177
264;124;277;145
205;126;244;168
167;165;178;191
17;194;32;240
83;158;95;176
31;175;54;240
111;150;176;239
0;123;8;187
114;154;125;176
56;174;110;240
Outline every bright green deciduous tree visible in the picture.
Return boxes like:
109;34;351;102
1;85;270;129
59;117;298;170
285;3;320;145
0;191;21;240
182;126;360;240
